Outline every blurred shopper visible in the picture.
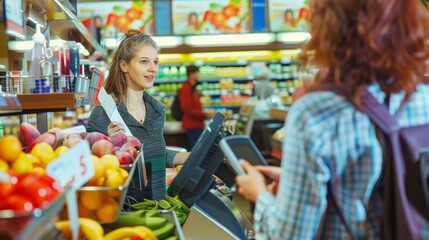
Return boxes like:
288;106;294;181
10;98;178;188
86;29;188;201
236;0;429;239
253;68;275;99
178;65;206;150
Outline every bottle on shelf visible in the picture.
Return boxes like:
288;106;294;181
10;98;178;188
28;24;52;94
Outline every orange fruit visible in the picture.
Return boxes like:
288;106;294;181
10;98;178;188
0;135;22;163
96;198;119;222
104;169;125;187
54;146;70;158
0;159;9;172
30;142;54;166
79;190;105;210
100;154;120;170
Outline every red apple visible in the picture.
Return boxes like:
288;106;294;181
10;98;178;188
126;136;141;151
26;132;56;153
119;143;138;159
91;139;115;158
85;132;109;148
116;150;133;165
109;133;128;147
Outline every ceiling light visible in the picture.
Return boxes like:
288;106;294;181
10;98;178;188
104;36;183;50
185;33;275;47
277;32;311;43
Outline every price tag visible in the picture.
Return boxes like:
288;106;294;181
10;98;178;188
62;125;87;134
46;140;94;240
46;140;94;188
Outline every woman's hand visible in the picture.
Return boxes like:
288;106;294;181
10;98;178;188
235;161;271;203
173;152;190;166
107;121;126;136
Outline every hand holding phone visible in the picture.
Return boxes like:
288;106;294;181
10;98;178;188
220;135;268;176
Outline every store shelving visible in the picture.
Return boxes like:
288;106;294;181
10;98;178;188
24;0;107;58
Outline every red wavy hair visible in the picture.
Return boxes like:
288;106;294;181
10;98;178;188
301;0;429;108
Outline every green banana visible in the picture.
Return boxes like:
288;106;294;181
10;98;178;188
106;214;167;230
131;201;156;209
127;209;147;217
153;222;175;240
159;199;172;209
145;209;161;218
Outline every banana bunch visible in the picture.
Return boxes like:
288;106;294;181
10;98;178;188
55;217;104;240
131;196;189;224
103;225;157;240
55;217;159;240
106;209;178;240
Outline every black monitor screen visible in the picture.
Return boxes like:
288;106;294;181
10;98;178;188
167;112;228;207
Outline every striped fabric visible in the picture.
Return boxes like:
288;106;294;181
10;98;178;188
254;83;429;239
86;92;178;201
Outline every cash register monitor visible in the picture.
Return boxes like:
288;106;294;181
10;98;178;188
167;112;229;207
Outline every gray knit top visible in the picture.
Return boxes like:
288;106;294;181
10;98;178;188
86;91;178;201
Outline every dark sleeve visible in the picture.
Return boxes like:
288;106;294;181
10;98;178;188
179;86;206;120
86;105;110;135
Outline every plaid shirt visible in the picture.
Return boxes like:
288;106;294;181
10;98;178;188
254;83;429;239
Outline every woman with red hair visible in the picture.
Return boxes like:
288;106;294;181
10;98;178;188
236;0;429;239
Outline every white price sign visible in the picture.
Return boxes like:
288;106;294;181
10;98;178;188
46;140;94;188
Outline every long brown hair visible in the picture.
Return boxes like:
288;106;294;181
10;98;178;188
104;29;158;102
301;0;429;108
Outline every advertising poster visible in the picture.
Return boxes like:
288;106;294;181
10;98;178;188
77;1;153;38
172;0;250;35
268;0;310;32
4;0;25;39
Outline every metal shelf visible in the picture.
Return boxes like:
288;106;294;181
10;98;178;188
25;0;107;57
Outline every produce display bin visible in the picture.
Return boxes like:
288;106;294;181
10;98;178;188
0;186;69;240
61;155;140;224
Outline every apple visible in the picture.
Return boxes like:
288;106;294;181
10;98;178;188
26;132;56;153
91;139;115;158
119;143;138;159
109;133;128;147
126;136;141;152
115;150;133;165
85;132;109;148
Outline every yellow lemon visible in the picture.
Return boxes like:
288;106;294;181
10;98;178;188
32;166;46;175
90;155;107;183
99;154;120;170
117;168;129;180
104;169;125;188
0;159;9;172
30;142;55;166
26;153;41;167
54;145;70;158
12;155;33;174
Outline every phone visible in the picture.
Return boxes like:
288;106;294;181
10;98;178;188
220;135;268;175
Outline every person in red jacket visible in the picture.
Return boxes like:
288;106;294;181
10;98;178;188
178;65;207;150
